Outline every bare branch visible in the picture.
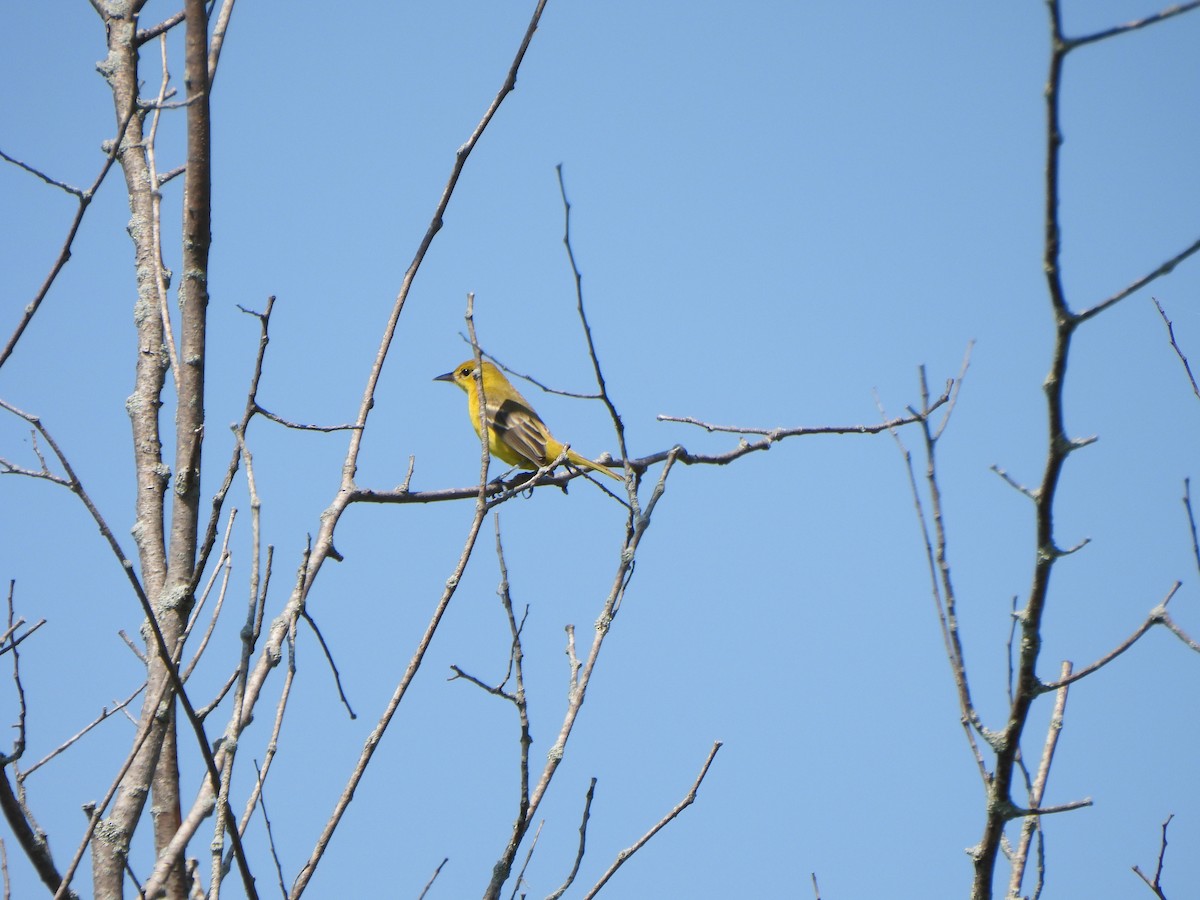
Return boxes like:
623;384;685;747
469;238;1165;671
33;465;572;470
1182;479;1200;578
136;10;185;44
545;778;596;900
1068;0;1200;48
1153;298;1200;401
0;399;151;614
1076;234;1200;323
580;742;723;900
252;760;288;900
1041;584;1181;690
54;679;176;899
146;32;181;391
1158;611;1200;653
255;407;359;433
558;166;633;487
509;820;542;900
0;99;139;371
299;609;356;719
0;620;46;659
992;465;1038;501
0;151;83;195
1008;661;1073;896
180;513;237;679
882;362;991;769
1132;814;1174;899
194;297;277;598
207;0;238;86
0;770;73;898
460;341;600;400
230;586;294;870
20;684;145;779
290;462;492;896
658;401;947;438
416;858;449;900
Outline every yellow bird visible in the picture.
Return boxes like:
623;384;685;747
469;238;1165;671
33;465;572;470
435;359;621;481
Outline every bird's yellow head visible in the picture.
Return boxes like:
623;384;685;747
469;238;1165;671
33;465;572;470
434;359;490;393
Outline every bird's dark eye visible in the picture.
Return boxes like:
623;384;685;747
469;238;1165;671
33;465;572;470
460;367;471;377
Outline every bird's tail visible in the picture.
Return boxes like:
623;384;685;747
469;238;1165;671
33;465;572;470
566;449;623;481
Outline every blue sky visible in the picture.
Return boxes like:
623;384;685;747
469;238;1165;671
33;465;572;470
2;2;1199;897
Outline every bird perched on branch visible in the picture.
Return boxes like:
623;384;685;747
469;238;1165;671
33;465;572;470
435;358;621;482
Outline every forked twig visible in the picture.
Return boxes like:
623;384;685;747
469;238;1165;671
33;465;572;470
1132;814;1174;899
0;99;139;371
508;819;542;900
20;685;144;779
1040;584;1184;690
580;742;723;900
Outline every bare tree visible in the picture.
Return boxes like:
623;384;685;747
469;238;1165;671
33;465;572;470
870;4;1200;899
1;3;1197;899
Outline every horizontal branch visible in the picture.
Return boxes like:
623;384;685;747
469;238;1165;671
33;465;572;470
1039;584;1182;691
1067;0;1200;49
657;391;949;437
1007;797;1093;818
351;400;949;505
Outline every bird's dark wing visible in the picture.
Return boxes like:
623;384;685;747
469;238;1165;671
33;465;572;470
489;397;551;467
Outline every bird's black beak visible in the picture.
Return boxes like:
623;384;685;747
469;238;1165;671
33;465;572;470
433;371;455;383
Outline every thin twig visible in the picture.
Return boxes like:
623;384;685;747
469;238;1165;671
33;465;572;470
545;779;596;900
1068;0;1200;48
0;621;46;659
1040;584;1181;690
193;297;275;600
53;679;175;899
181;514;237;681
291;291;494;894
146;32;181;392
137;10;185;44
580;742;723;900
1076;234;1200;323
1184;480;1200;576
416;858;449;900
462;342;600;400
881;358;990;782
0;98;139;370
1153;298;1200;401
229;580;293;878
484;446;682;899
255;407;358;432
299;609;356;719
1131;814;1174;899
20;684;145;778
557;166;632;489
508;820;542;900
1008;661;1073;897
253;761;287;900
